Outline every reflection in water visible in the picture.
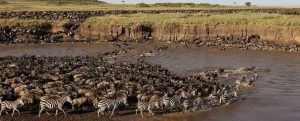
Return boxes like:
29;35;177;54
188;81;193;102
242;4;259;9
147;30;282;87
0;43;300;121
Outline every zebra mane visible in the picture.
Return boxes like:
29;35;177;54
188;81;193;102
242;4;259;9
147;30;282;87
59;95;71;103
116;97;127;105
13;98;24;106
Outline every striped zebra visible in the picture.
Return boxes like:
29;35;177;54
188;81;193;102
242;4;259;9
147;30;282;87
135;101;159;117
38;95;72;117
96;97;128;117
182;99;190;112
192;97;209;111
0;98;25;117
220;90;238;105
161;94;182;112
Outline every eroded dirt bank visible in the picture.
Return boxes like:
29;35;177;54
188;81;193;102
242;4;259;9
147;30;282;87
76;24;300;44
0;23;299;52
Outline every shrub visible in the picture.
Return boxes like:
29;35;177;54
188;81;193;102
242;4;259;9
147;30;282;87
137;3;150;7
245;2;251;7
0;0;8;5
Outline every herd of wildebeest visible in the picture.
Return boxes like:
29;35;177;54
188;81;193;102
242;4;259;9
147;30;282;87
0;49;261;118
1;8;300;21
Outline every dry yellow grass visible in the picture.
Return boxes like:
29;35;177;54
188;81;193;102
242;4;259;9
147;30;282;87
83;13;300;26
1;13;300;27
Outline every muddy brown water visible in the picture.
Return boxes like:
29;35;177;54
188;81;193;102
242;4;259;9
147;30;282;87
0;43;300;121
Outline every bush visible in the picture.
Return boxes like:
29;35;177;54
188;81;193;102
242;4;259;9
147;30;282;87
153;3;182;7
137;3;150;7
245;2;251;7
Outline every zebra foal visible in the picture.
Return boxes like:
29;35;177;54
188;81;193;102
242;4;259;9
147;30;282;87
136;101;159;117
161;94;182;112
0;98;24;117
96;97;128;117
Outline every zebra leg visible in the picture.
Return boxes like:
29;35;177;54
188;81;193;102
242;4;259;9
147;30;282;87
135;108;138;115
72;105;75;111
107;105;111;113
58;107;67;116
38;107;44;117
0;107;5;116
16;109;21;116
55;110;58;116
12;109;15;117
148;108;153;115
0;109;3;116
101;108;105;115
147;107;151;115
192;106;197;112
140;108;143;117
46;111;50;115
111;105;116;117
97;109;100;118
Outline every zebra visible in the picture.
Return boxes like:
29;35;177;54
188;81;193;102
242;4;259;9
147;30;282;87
161;94;182;112
192;97;207;111
135;101;159;117
0;98;25;117
182;99;190;112
180;91;193;99
220;90;238;105
96;97;128;117
38;95;72;117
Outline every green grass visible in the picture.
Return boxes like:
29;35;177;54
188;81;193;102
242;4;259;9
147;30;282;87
83;13;300;26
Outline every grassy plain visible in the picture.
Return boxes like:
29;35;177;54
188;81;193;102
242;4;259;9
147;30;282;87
0;1;274;11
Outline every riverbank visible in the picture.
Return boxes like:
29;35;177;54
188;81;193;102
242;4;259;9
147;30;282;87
0;17;299;52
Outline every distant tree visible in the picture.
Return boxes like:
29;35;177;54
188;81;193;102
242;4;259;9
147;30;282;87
233;1;237;6
122;0;125;4
245;2;251;7
137;3;150;7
